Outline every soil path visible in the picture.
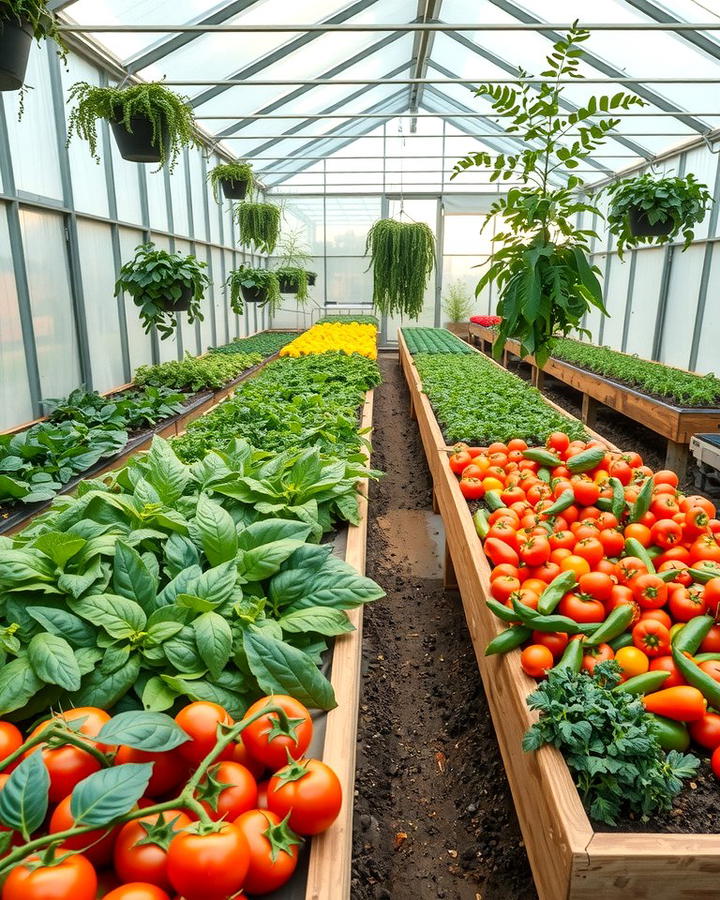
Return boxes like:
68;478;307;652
351;354;537;900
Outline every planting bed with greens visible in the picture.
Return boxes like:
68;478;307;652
209;331;296;356
402;326;473;354
134;352;263;392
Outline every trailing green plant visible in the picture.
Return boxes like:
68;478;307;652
0;0;65;52
207;161;254;202
605;172;712;258
523;662;699;826
551;337;720;407
276;266;309;302
274;229;315;304
66;82;197;171
451;24;646;365
411;351;586;444
115;243;210;340
235;202;281;254
210;332;296;356
402;327;473;355
134;352;262;393
226;266;281;316
365;219;435;319
442;279;474;323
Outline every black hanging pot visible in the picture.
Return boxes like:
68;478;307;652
241;284;267;304
220;178;249;200
110;114;170;163
0;19;33;92
627;204;674;238
278;277;299;295
163;283;193;312
307;273;317;287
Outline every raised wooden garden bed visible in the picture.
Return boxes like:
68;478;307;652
400;331;720;900
467;323;720;475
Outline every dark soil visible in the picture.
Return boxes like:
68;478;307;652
351;354;537;900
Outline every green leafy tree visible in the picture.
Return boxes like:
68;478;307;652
452;24;646;365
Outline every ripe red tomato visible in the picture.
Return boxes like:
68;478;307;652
114;746;187;798
599;528;625;558
531;631;569;658
573;537;605;569
649;656;686;688
582;643;614;675
668;585;708;622
623;523;652;547
690;534;720;565
527;562;562;584
0;721;22;772
632;619;671;657
448;449;473;474
699;659;720;684
241;695;313;771
650;519;683;550
49;795;119;865
490;575;521;604
233;809;301;895
632;573;668;609
639;609;672;629
680;495;716;518
24;742;101;804
459;477;485;500
174;702;234;766
197;761;257;821
546;431;570;453
484;537;520;567
558;592;606;623
712;745;720;780
700;624;720;653
609;460;633;485
167;823;249;900
579;572;615;604
703;577;720;616
650;495;680;519
103;886;170;900
2;853;97;900
518;535;551;567
549;530;575;551
617;557;648;586
267;758;342;835
572;480;600;507
690;713;720;750
684;506;711;539
114;810;192;891
653;469;679;488
490;562;519;581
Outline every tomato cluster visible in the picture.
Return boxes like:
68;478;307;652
0;696;342;900
450;432;720;772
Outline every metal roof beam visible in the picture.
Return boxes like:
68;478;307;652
623;0;720;62
487;0;710;133
125;0;261;74
409;0;443;129
47;0;76;10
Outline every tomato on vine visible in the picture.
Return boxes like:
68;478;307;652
167;822;249;900
241;695;313;770
267;758;342;835
2;853;97;900
234;809;302;895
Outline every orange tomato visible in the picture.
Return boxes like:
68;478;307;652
520;644;554;678
559;555;591;578
615;646;650;678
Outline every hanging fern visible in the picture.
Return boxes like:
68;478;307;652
365;219;435;319
66;82;198;171
234;202;281;254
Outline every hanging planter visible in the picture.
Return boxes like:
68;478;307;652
606;172;712;258
365;218;436;319
226;266;281;316
0;1;65;92
234;202;281;254
115;243;210;340
275;267;310;302
67;82;198;171
307;272;317;287
208;161;254;201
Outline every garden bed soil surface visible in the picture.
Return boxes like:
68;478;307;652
351;354;537;900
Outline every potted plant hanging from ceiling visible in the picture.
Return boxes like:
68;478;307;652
234;200;281;254
274;228;316;302
605;172;712;258
226;266;281;316
0;0;65;92
451;22;646;365
365;218;436;319
208;160;254;201
67;82;198;169
115;243;210;340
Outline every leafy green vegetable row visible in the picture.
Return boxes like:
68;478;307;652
412;351;586;444
0;387;187;507
209;332;297;357
402;327;474;354
174;353;381;463
134;352;262;393
550;338;720;408
316;314;379;326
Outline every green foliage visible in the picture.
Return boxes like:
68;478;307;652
235;202;281;254
134;353;262;393
0;387;186;507
442;279;474;323
115;244;210;340
523;662;699;825
66;82;197;171
210;333;296;357
226;266;281;316
451;24;646;365
412;352;586;444
173;353;381;464
0;437;384;717
276;228;313;269
207;161;254;202
605;172;712;258
0;0;65;48
317;315;379;326
365;219;436;318
276;266;309;303
551;338;720;407
402;327;473;354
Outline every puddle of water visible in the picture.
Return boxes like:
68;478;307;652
374;509;445;578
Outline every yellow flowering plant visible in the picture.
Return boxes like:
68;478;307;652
280;322;377;360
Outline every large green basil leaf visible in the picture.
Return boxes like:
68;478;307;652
192;495;237;566
113;542;157;610
70;594;147;639
163;628;205;673
160;675;246;718
0;657;44;716
70;762;152;826
240;539;305;583
27;632;82;692
0;549;55;587
189;560;238;607
156;564;202;607
33;532;87;567
243;629;336;710
281;556;385;611
236;519;313;551
26;606;98;649
145;437;190;504
97;710;189;751
57;558;105;599
192;612;233;680
279;607;355;637
0;753;49;839
68;653;141;709
142;676;178;712
164;533;200;578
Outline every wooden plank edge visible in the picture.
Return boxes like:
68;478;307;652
304;389;375;900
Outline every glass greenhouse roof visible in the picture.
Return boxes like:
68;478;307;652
54;0;720;193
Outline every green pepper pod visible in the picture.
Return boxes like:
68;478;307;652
538;570;578;615
510;597;598;635
485;625;532;656
542;489;575;517
614;670;670;695
629;476;653;523
672;643;720;709
583;604;635;647
566;446;606;474
609;632;634;651
624;537;656;574
646;714;691;752
595;497;613;512
553;638;584;673
473;509;490;539
484;490;504;512
608;476;626;521
672;615;713;654
522;447;563;467
688;567;720;585
486;598;518;623
537;467;551;483
694;652;720;663
657;568;683;583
